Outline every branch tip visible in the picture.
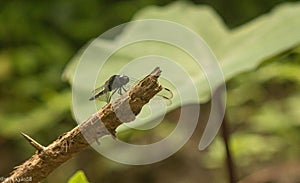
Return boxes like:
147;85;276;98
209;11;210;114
150;67;161;78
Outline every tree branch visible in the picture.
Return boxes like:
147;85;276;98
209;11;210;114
2;67;163;183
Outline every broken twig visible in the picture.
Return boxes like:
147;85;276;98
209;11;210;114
2;67;163;183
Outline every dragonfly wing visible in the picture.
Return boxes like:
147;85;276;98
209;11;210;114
104;91;110;103
89;85;109;102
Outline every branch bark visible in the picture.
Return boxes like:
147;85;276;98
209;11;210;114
2;67;163;183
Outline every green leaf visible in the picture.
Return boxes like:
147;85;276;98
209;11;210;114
221;3;300;79
62;1;300;133
63;1;300;103
58;1;300;154
68;170;89;183
132;1;230;53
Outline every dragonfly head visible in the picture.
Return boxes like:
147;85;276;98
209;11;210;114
119;75;129;85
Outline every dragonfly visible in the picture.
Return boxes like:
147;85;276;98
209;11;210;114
89;74;173;104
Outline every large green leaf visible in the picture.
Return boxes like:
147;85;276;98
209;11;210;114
61;1;300;155
220;3;300;79
63;1;300;105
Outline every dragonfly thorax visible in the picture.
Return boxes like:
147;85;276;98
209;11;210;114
107;75;130;91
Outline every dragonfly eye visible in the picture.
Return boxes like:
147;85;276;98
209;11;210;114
119;75;129;85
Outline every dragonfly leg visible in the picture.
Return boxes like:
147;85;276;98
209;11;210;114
108;89;118;102
119;86;128;95
118;88;122;95
107;95;112;103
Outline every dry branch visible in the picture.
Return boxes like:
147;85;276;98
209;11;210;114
2;67;163;183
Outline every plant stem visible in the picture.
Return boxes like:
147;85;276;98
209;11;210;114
221;118;236;183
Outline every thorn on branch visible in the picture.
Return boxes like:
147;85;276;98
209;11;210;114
20;132;45;152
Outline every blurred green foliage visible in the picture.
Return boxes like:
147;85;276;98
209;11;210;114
1;0;300;183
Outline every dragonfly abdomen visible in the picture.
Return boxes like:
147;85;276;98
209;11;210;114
89;89;107;101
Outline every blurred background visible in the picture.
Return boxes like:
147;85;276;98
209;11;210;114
1;0;300;182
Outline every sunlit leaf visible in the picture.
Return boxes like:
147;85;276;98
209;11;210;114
63;1;300;106
67;170;89;183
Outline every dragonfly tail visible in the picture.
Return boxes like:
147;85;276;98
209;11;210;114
89;96;96;101
89;91;104;101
